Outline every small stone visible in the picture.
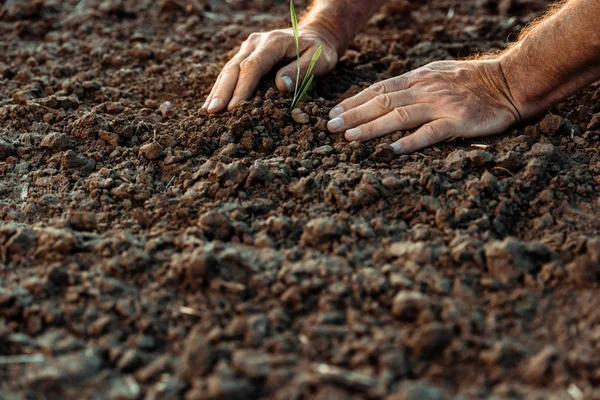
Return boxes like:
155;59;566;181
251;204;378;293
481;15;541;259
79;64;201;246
291;108;310;124
61;150;92;170
26;350;103;385
300;217;347;246
67;211;97;231
369;144;396;163
117;349;145;372
198;210;233;241
485;238;553;284
48;265;69;287
41;132;73;152
408;322;453;359
139;142;163;160
159;101;175;118
538;114;577;137
145;377;186;400
392;291;430;321
521;346;561;385
181;327;215;381
106;102;124;114
444;149;468;169
0;138;15;160
98;131;120;149
107;376;141;400
313;145;334;156
467;150;493;166
495;151;522;172
69;112;107;140
232;350;270;378
314;117;328;131
144;99;158;109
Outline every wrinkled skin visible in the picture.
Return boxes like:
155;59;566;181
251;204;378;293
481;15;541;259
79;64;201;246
326;60;521;154
203;27;338;113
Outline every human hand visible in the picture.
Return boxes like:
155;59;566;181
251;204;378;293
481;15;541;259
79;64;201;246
203;26;340;113
327;60;523;155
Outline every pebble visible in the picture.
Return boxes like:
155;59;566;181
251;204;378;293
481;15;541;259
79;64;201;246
232;350;270;378
484;238;553;284
538;114;577;136
40;132;73;152
495;151;522;172
392;291;430;321
291;108;310;124
466;150;493;166
313;145;334;156
444;150;468;169
139;142;163;160
408;322;453;359
521;346;561;385
0;138;15;160
300;217;346;245
26;349;103;385
197;210;233;241
181;327;216;380
61;150;92;170
159;101;175;118
99;130;120;147
67;211;97;231
369;144;396;163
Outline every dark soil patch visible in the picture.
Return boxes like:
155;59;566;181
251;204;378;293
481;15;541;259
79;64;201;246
1;0;600;398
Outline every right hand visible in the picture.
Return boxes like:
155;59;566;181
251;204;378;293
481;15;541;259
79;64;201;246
203;26;340;113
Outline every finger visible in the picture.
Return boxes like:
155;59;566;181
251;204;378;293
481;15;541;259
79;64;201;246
345;104;434;142
391;118;458;155
228;44;287;109
206;46;254;113
276;47;333;93
202;73;223;109
329;76;410;119
327;90;414;133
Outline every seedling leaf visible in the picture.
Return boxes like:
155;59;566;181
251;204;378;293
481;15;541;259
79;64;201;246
300;45;323;91
292;75;314;109
289;0;322;110
290;0;301;99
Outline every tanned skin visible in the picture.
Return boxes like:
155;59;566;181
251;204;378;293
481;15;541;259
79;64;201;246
205;0;600;155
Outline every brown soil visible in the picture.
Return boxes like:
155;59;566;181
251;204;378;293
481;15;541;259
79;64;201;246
1;0;600;398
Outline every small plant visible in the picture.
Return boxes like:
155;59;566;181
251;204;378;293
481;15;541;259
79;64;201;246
290;0;323;110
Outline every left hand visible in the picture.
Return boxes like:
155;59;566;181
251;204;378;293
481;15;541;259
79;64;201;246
326;60;523;154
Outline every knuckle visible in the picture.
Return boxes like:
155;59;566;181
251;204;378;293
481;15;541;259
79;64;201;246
240;57;260;71
368;82;386;96
393;107;411;124
247;32;262;42
422;123;444;142
374;94;393;111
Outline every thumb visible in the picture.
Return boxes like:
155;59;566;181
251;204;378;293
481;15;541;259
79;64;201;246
276;47;334;93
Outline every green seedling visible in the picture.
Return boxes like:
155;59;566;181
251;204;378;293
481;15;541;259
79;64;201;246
290;0;323;110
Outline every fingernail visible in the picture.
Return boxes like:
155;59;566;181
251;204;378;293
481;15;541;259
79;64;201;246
329;106;344;118
327;117;343;131
391;142;403;154
208;98;220;111
346;128;360;140
281;76;294;92
202;101;208;109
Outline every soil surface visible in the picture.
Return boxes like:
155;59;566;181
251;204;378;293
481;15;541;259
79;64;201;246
1;0;600;399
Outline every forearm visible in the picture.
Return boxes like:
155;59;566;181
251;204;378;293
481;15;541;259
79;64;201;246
500;0;600;119
299;0;387;56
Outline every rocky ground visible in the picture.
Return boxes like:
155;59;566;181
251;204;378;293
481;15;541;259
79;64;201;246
1;0;600;399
